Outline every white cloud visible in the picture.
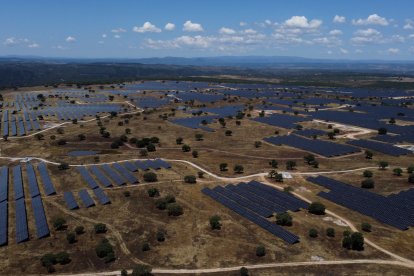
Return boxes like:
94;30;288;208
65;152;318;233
28;43;40;48
409;34;414;39
265;19;272;25
111;28;126;33
4;37;39;48
340;48;349;54
66;36;76;42
329;29;343;36
3;37;18;46
351;28;383;44
355;49;363;54
102;34;107;38
284;16;322;29
239;21;247;26
114;34;121;39
352;14;389;26
183;20;204;32
165;23;175;31
219;27;236;35
333;15;346;23
388;48;399;54
243;28;257;34
403;23;414;30
133;22;161;33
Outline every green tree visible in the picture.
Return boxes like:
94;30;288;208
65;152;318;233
75;226;85;235
304;154;316;165
254;141;262;148
326;228;335;237
363;170;373;178
182;144;191;152
195;133;203;141
361;179;374;189
365;150;373;159
256;245;266;257
342;235;352;249
276;212;292;226
286;160;297;170
351;232;364;250
176;137;183;145
234;164;244;174
225;130;232;136
219;163;228;171
379;161;389;170
407;166;414;174
269;159;278;168
240;267;249;276
66;232;76;244
192;150;198;158
121;269;128;276
95;239;114;258
184;175;197;184
309;228;318;238
52;217;66;231
147;188;160;197
167;203;184;216
409;174;414;184
94;223;107;234
143;172;158;182
393;168;403;176
131;264;152;276
141;242;150;251
156;230;165;242
35;133;44;140
210;215;222;230
308;202;326;215
361;223;372;232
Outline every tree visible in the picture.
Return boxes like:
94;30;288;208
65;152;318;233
327;132;335;139
393;168;403;176
124;191;131;197
361;179;374;189
94;223;107;234
139;149;148;157
143;172;157;182
309;228;318;238
78;134;86;141
342;235;352;249
361;222;372;232
40;253;57;269
326;228;335;237
182;144;191;152
240;267;249;276
57;139;67;145
276;212;292;226
156;230;165;242
304;154;316;165
195;133;203;141
167;203;183;216
141;242;150;252
210;215;222;230
125;128;131;134
308;202;326;215
176;137;183;144
365;150;373;159
198;171;204;178
378;127;387;135
147;188;160;197
351;232;364;250
95;239;114;258
225;130;232;136
379;161;389;170
409;174;414;184
75;226;85;235
363;170;373;178
234;164;244;174
219;163;228;171
52;217;66;231
256;245;266;257
121;269;128;276
286;160;297;170
55;251;71;265
184;175;197;184
146;143;156;152
131;264;152;276
66;232;76;244
268;170;283;182
254;141;262;148
35;133;44;140
192;150;198;158
407;166;414;174
269;159;278;168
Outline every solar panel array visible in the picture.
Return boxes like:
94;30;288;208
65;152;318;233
15;198;29;243
63;191;79;210
0;166;8;203
308;176;414;230
78;189;95;208
253;113;311;129
26;163;40;198
101;164;126;186
112;163;139;184
0;201;7;246
31;196;50;239
93;187;111;205
347;139;412;157
37;162;57;195
265;134;360;157
13;165;24;200
202;181;308;244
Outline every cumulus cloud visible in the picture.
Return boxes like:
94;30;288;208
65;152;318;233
351;28;383;44
102;34;107;38
329;29;343;36
133;22;161;33
340;48;349;54
388;48;399;54
111;28;126;33
183;20;204;32
284;16;322;29
66;36;76;42
243;28;257;34
219;27;236;35
3;37;19;46
352;14;389;26
333;15;346;23
239;21;247;26
4;37;39;48
403;23;414;30
28;43;40;48
165;23;175;31
114;34;121;39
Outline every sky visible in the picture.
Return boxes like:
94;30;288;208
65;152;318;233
1;0;414;60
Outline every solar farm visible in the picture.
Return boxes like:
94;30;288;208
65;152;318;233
0;80;413;275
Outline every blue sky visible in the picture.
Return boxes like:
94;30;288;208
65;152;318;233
1;0;414;60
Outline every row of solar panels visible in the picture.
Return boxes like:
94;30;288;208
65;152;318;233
308;176;414;230
1;119;41;137
202;181;309;244
347;139;412;157
63;187;111;210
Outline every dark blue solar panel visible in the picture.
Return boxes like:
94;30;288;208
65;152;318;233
100;164;126;186
145;160;162;170
0;166;8;202
112;163;138;184
78;189;95;208
93;187;111;205
0;201;7;246
123;161;138;172
347;139;412;157
37;162;56;196
26;163;40;198
63;191;79;210
31;196;50;238
77;167;99;189
89;166;112;187
135;161;151;171
15;198;29;243
155;159;171;169
253;113;311;129
17;120;25;136
13;165;24;200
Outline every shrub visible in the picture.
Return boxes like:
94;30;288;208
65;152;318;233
192;150;198;158
176;137;183;144
147;188;160;197
94;223;107;234
393;168;403;176
184;175;197;184
351;232;364;250
156;230;165;242
210;215;222;230
409;174;414;184
155;198;167;210
361;222;372;232
131;264;152;276
219;163;228;171
167;203;183;216
342;235;352;249
378;161;389;169
309;228;318;238
146;143;156;152
143;172;158;182
182;144;191;152
123;191;131;197
276;212;292;226
40;253;57;267
256;245;266;257
141;242;150;252
95;239;114;258
407;166;414;174
363;170;373;178
66;232;76;244
326;228;335;237
240;267;249;276
121;269;128;276
361;179;374;189
52;217;66;231
233;164;244;174
75;226;85;235
225;130;232;136
55;251;71;265
308;202;326;215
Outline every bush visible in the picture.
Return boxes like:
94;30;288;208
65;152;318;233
155;198;168;210
182;144;191;152
309;228;318;238
75;226;85;235
361;222;372;232
326;228;335;237
121;269;128;276
363;170;373;178
124;191;131;197
308;202;326;215
40;253;57;267
409;173;414;184
379;161;389;169
225;130;232;136
147;188;160;197
176;137;183;145
55;251;71;265
286;160;297;170
167;203;183;216
351;232;364;250
365;150;373;159
256;245;266;257
94;223;107;234
210;215;222;230
393;168;403;176
233;164;244;174
57;139;67;145
240;267;249;276
95;239;114;258
197;171;204;178
141;242;150;252
184;175;197;184
165;195;176;203
143;172;158;182
407;166;414;174
66;232;76;244
195;133;203;141
219;163;228;171
156;230;165;242
192;150;198;158
361;179;374;189
146;143;156;152
342;235;352;249
131;264;152;276
276;212;292;226
52;217;66;231
378;127;387;135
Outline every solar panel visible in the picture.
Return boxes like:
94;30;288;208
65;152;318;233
31;196;50;238
13;165;24;200
112;163;138;184
89;166;113;187
144;160;162;170
347;139;412;157
100;164;126;186
155;159;171;169
0;166;8;203
37;162;56;195
26;163;40;198
15;198;29;243
63;191;79;210
77;167;99;189
122;161;138;172
93;187;111;205
0;201;7;246
135;161;151;171
78;189;95;208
